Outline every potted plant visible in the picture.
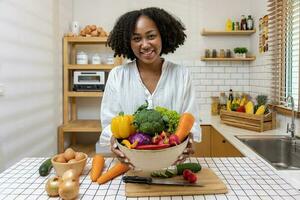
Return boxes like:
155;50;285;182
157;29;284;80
234;47;248;58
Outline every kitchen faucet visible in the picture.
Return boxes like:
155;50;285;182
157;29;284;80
286;95;296;139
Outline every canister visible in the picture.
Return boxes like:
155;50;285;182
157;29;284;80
92;54;101;64
76;51;88;64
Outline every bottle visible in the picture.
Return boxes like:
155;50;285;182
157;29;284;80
226;19;232;31
228;89;234;103
247;15;254;30
240;15;247;30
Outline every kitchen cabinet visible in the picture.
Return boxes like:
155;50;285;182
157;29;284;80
193;125;243;157
58;36;122;156
192;125;211;157
211;127;243;157
200;28;256;62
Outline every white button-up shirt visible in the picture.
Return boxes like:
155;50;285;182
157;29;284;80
97;60;201;152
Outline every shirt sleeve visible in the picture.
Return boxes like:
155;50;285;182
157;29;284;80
99;68;121;146
181;68;202;142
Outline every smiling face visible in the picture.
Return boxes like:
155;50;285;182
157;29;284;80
130;15;162;65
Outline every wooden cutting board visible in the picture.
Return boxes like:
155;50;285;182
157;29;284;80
125;167;228;197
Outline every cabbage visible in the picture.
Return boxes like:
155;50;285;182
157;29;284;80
128;133;151;146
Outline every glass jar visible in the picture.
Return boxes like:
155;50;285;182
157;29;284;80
105;54;115;64
219;92;227;110
219;49;225;58
205;49;211;58
91;54;101;64
211;96;220;115
226;49;231;58
76;51;88;64
212;49;217;58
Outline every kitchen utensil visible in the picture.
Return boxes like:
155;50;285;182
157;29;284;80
123;176;204;187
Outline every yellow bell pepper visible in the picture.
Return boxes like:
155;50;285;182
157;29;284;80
255;105;266;115
111;112;136;139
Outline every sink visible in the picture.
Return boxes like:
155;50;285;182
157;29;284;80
236;135;300;170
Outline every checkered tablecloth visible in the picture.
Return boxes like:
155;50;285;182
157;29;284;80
0;157;299;200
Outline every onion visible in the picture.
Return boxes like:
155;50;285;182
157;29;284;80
62;169;78;181
58;179;79;200
45;176;62;197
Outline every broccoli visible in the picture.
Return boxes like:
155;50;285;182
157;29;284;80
133;109;165;136
155;106;180;133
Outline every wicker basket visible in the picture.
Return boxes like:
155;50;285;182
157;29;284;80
220;109;276;132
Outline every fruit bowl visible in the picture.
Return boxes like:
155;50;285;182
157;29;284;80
116;137;189;171
51;153;87;177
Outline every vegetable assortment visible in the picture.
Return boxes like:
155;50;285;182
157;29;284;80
112;102;196;151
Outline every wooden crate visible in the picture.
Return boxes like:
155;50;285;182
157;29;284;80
220;110;276;132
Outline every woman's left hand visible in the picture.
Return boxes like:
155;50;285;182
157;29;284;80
173;133;194;165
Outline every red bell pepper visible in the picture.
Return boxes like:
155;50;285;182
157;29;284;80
135;144;170;150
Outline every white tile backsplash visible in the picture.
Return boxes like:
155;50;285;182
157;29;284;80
185;53;273;113
187;62;252;111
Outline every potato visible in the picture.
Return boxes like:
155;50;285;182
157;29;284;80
64;148;75;161
56;154;66;163
75;152;85;161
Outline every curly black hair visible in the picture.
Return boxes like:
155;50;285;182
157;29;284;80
107;7;186;60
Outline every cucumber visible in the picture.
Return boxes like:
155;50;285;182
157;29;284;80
39;158;53;176
176;163;201;175
151;163;201;178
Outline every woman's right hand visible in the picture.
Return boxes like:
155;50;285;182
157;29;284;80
110;137;135;168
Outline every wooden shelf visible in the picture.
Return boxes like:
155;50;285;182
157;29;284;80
201;29;256;36
66;64;115;70
64;36;108;43
67;91;103;97
201;56;256;61
60;120;102;132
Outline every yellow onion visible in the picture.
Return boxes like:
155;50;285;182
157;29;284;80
58;179;79;200
45;176;62;197
62;169;78;181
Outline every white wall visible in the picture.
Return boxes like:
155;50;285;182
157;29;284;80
0;0;72;172
249;0;271;99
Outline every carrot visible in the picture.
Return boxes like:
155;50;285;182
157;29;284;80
97;162;130;184
90;154;105;182
175;113;195;142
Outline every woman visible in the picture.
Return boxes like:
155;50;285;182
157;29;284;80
97;7;201;166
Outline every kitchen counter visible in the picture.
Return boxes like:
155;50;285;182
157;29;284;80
200;113;300;189
0;157;299;199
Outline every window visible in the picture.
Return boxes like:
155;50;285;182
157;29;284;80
268;0;300;110
285;0;299;109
